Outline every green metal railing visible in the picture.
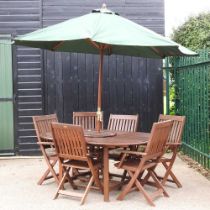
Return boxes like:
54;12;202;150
172;50;210;169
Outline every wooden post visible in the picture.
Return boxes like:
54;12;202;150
86;40;111;132
96;46;104;132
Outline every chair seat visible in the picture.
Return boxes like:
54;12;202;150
45;148;57;157
115;159;140;171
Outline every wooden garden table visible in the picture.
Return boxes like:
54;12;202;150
41;130;150;202
85;131;150;201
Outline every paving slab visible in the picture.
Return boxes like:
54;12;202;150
0;156;210;210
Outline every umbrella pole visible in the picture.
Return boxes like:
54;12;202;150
96;46;104;132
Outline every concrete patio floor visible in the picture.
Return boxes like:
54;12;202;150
0;156;210;210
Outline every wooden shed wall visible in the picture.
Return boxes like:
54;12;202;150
0;0;43;154
0;0;164;155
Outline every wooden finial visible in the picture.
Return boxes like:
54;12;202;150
101;3;107;9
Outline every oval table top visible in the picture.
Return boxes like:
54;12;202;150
86;131;150;147
40;130;150;147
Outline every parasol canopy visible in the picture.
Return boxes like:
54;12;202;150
14;4;197;130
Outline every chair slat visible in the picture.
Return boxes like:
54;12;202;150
52;123;87;160
145;121;173;155
107;114;139;162
107;114;139;132
73;112;103;130
158;114;186;144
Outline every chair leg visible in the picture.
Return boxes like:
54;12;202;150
149;170;169;197
38;159;58;185
162;162;182;188
65;171;78;190
92;167;103;193
53;169;69;200
37;168;51;185
118;170;127;190
141;171;151;187
130;171;155;207
117;169;141;201
80;176;94;205
136;169;168;206
121;170;127;183
118;168;168;207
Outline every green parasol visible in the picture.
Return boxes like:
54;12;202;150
14;4;196;131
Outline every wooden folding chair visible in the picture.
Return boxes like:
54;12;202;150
107;114;139;160
115;120;173;206
73;111;104;166
107;114;139;181
51;123;103;205
73;111;103;130
158;114;186;188
32;114;59;185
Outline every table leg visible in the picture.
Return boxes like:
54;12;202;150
103;146;109;201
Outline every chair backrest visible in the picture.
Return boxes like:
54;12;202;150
145;120;173;157
73;112;102;130
107;114;139;132
158;114;186;144
32;114;58;142
51;123;88;161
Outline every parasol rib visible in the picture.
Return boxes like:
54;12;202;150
151;47;165;58
51;41;64;51
86;38;100;49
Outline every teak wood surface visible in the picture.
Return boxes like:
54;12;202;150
158;114;186;187
107;114;139;132
32;114;59;185
87;131;149;201
116;120;173;206
107;114;139;160
40;130;150;202
73;112;103;130
51;123;102;205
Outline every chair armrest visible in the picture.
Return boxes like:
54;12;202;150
37;142;54;146
117;150;147;169
166;143;181;150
